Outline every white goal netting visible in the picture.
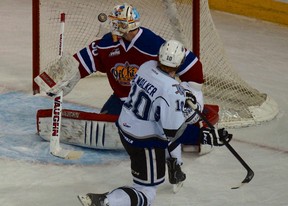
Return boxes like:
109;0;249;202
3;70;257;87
33;0;279;127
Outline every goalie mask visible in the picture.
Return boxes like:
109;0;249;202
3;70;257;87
159;40;186;68
108;3;140;37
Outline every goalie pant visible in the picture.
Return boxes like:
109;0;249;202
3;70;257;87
36;105;219;151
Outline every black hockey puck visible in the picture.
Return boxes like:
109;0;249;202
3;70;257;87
98;13;107;22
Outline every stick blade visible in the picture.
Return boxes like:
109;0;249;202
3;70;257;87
242;169;255;184
231;169;254;189
51;149;83;160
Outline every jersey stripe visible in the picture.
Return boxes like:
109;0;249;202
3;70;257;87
77;47;96;74
177;52;198;76
134;45;158;57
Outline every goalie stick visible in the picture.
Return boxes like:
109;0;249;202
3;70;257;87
49;13;83;160
187;100;254;189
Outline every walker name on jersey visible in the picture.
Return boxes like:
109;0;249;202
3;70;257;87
135;75;158;97
111;62;139;86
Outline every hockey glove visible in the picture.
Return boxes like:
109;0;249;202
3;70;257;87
46;71;80;97
180;81;204;110
184;90;197;109
200;127;232;146
34;54;80;97
183;90;201;124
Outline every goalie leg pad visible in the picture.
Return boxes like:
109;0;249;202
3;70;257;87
37;109;123;150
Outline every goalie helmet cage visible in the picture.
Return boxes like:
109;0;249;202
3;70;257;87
32;0;278;128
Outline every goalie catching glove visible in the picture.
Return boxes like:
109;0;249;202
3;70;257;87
34;54;81;97
200;127;232;146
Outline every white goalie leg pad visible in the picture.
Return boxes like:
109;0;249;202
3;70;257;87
37;109;124;150
34;54;80;96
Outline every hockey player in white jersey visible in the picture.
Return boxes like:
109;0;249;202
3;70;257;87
78;40;232;206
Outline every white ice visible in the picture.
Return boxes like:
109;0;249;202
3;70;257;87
1;0;288;205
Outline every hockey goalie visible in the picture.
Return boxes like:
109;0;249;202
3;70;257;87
34;57;220;154
35;52;220;153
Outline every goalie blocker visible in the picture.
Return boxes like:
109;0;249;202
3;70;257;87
36;104;220;153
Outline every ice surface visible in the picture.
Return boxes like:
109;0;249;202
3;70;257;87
0;0;288;205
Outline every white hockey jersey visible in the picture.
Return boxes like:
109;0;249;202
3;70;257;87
117;60;188;148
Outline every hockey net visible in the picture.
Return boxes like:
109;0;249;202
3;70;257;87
32;0;278;128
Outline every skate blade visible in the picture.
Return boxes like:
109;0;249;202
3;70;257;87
77;194;92;206
173;181;184;193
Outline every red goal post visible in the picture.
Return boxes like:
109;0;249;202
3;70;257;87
32;0;278;128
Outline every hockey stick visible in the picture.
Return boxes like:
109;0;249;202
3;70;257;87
49;13;83;160
187;100;254;189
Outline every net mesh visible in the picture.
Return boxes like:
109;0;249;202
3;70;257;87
35;0;278;127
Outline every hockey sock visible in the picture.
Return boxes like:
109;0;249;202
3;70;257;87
107;186;149;206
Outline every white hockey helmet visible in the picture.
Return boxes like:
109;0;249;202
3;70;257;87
108;3;140;36
159;40;186;68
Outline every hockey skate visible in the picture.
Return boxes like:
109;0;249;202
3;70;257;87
166;157;186;193
77;193;109;206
